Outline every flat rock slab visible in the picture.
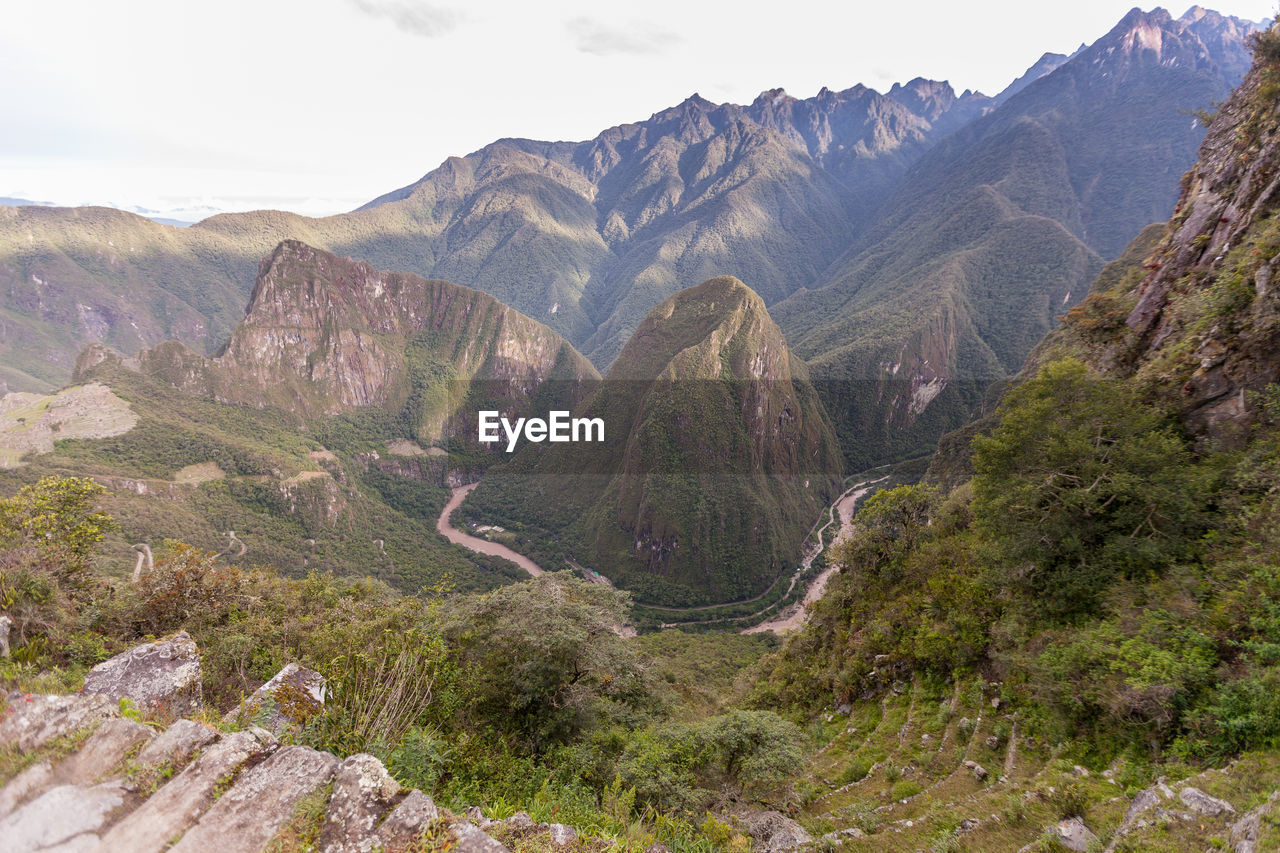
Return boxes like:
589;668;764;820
0;761;54;820
318;753;401;853
0;692;118;751
170;744;338;853
0;780;126;852
373;789;441;851
1180;786;1236;816
97;726;276;853
81;632;202;717
134;718;218;769
451;822;511;853
59;718;153;786
226;663;325;734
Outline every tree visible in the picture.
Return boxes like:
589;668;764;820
0;476;116;574
972;359;1203;616
442;573;649;750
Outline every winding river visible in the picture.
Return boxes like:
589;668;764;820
436;483;545;577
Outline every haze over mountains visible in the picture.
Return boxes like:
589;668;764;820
0;6;1262;468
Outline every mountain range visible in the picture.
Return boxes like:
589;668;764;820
0;5;1268;605
1;10;1259;471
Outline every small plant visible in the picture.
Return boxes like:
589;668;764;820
890;780;922;801
1051;781;1089;820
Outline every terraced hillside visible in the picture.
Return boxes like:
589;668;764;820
789;678;1279;851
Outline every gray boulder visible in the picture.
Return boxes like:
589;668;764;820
0;614;11;657
226;663;325;734
81;632;202;717
1230;791;1278;853
58;718;154;786
451;822;510;852
1179;786;1236;817
133;719;218;769
372;790;440;850
0;692;118;751
318;753;401;853
742;810;812;853
547;823;578;846
1052;817;1098;851
0;780;126;853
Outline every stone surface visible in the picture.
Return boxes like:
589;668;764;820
59;718;153;785
1230;791;1278;853
0;692;118;751
0;761;53;819
0;613;11;657
318;753;401;853
372;789;441;850
81;632;202;717
170;745;338;853
97;726;276;853
1180;786;1236;816
547;823;578;846
742;810;812;853
133;718;218;768
226;662;325;734
1053;817;1098;852
0;780;126;852
451;822;511;853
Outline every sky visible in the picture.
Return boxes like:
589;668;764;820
3;1;1276;221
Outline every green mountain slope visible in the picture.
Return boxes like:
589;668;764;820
774;6;1258;469
748;22;1280;848
464;276;844;607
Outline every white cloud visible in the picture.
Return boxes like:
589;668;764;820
347;0;461;38
566;17;682;56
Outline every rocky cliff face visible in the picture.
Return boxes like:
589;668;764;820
1118;22;1280;436
88;241;599;441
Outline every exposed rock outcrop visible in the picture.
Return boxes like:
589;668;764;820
80;631;202;717
224;662;325;735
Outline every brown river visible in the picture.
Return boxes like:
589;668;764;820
436;483;544;577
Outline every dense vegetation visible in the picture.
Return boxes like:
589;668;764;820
0;362;521;594
0;474;793;851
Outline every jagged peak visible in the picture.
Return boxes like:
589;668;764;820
751;87;793;108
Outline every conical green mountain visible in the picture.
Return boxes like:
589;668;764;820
466;276;843;606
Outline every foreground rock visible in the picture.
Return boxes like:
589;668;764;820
1180;786;1236;816
318;753;402;853
1051;817;1098;851
169;745;339;853
98;727;277;853
0;779;127;852
0;692;118;751
373;790;442;850
81;631;202;717
1231;791;1279;853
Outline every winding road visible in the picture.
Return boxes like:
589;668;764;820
436;483;544;577
741;476;887;635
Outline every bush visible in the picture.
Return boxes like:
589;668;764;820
972;359;1205;616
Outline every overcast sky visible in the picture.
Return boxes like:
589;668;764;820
3;1;1275;220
